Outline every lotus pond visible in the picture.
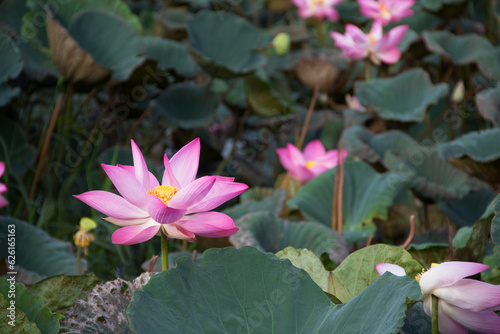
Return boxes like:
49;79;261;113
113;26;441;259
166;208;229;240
1;0;500;333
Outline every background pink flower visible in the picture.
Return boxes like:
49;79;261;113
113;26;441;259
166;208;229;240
376;262;500;334
292;0;343;21
0;162;7;207
358;0;415;26
276;140;347;183
75;138;248;245
330;21;408;65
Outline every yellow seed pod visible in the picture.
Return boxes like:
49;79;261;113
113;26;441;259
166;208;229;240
272;33;291;56
79;217;97;232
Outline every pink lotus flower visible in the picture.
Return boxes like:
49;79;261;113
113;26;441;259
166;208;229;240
330;21;408;65
345;94;366;112
0;162;7;207
358;0;415;26
276;140;347;183
292;0;343;21
376;262;500;334
75;138;248;245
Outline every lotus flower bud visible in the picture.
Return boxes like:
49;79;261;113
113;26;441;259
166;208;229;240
272;33;291;56
451;80;464;103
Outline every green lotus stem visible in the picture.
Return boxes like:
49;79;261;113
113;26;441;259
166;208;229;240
432;295;439;334
316;19;326;47
77;246;82;275
161;230;169;271
364;60;371;81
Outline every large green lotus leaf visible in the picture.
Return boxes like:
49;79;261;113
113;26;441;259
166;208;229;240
287;161;409;231
436;128;500;182
127;246;421;334
422;31;493;65
402;302;432;333
0;278;60;334
276;246;329;292
223;188;287;221
339;126;419;164
383;147;472;201
438;128;500;162
476;83;500;126
187;10;271;78
407;243;449;268
0;32;23;84
142;37;200;78
66;10;145;81
453;216;491;263
28;274;100;315
245;71;294;116
0;294;41;334
492;194;500;246
154;82;218;129
482;245;500;284
355;68;449;122
477;48;500;81
438;188;497;227
60;272;152;333
328;244;422;303
0;216;80;282
229;212;348;263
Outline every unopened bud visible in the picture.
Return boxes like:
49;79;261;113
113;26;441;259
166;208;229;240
451;80;464;103
272;33;291;56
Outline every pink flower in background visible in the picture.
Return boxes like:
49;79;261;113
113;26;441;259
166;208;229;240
358;0;415;25
330;21;408;65
0;162;7;207
75;138;248;245
345;94;366;112
376;262;500;334
292;0;343;21
276;140;347;183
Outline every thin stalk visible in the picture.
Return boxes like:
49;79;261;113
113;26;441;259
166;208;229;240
77;246;82;275
337;152;345;234
161;230;169;271
364;60;371;81
27;85;73;213
401;215;415;249
182;239;188;252
432;295;439;334
447;219;453;261
316;19;325;47
296;82;320;150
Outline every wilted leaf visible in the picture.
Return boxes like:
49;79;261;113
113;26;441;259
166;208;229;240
476;82;500;126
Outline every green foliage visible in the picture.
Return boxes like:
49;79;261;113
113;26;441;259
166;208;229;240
0;278;61;334
0;216;81;283
355;69;449;122
229;212;348;263
28;274;101;315
288;161;408;235
128;247;421;334
328;244;422;303
492;194;500;246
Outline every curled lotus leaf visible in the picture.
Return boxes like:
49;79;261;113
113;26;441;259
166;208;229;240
437;128;500;183
422;31;494;65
